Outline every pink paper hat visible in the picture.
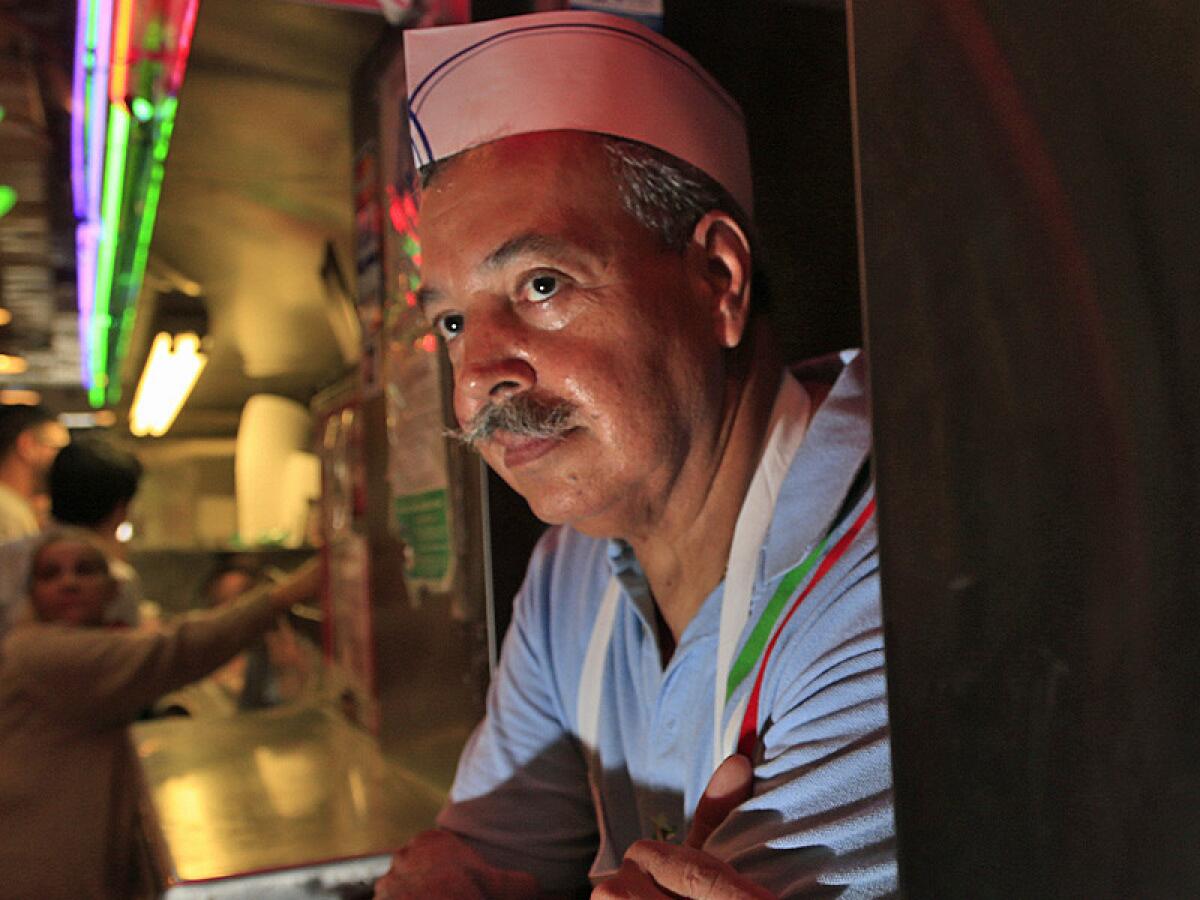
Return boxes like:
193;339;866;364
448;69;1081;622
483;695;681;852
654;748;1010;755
404;11;754;219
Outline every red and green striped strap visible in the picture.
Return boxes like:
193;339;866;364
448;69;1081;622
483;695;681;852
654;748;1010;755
735;496;877;760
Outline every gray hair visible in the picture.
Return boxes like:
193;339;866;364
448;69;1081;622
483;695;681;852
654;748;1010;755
602;137;770;313
600;137;748;251
418;133;769;309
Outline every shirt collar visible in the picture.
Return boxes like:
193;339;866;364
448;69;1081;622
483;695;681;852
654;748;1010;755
760;349;872;585
603;349;871;615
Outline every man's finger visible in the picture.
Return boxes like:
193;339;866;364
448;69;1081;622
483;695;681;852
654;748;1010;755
622;840;775;900
591;856;674;899
684;754;754;849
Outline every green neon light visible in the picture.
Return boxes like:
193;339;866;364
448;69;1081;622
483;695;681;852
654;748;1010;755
0;105;6;124
91;105;131;402
0;186;16;218
131;96;154;122
111;97;178;404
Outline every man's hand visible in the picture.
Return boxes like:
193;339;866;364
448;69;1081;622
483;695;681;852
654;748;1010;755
592;755;775;899
374;828;541;900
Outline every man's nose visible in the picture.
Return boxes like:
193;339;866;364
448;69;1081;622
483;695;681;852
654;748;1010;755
455;312;536;421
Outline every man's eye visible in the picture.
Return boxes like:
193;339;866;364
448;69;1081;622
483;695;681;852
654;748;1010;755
434;313;465;339
524;274;560;302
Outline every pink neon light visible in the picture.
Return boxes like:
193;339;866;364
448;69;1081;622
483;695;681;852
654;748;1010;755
168;0;201;95
75;223;99;382
87;0;114;221
70;0;90;218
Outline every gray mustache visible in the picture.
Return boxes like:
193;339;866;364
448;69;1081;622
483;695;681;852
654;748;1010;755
447;394;576;447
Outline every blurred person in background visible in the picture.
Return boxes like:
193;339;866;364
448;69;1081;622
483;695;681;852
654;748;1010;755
0;404;69;541
0;437;146;637
196;558;316;711
0;529;321;899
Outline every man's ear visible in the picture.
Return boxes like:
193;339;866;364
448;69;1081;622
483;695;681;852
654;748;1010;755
13;430;38;464
691;211;753;349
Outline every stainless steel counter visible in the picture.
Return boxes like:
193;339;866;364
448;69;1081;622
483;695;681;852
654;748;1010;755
132;703;445;897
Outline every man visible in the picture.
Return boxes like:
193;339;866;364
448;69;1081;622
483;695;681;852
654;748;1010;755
0;405;69;541
0;437;145;635
378;11;894;899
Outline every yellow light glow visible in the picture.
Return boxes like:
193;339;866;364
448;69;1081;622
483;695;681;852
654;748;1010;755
129;331;207;437
0;389;41;405
0;354;28;374
0;308;12;326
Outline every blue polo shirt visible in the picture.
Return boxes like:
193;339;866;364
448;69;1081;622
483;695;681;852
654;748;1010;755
438;352;896;898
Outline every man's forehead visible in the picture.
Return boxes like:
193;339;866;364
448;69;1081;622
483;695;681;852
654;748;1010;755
419;132;623;243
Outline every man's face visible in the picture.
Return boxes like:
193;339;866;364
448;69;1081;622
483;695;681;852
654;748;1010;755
418;132;727;538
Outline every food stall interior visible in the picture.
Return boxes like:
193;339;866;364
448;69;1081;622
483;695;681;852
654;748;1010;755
4;0;1192;896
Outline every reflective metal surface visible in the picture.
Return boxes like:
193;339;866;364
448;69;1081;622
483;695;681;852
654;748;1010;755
133;703;443;888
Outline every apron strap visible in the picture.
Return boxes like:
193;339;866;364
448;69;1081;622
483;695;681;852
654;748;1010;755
578;577;622;753
736;495;877;760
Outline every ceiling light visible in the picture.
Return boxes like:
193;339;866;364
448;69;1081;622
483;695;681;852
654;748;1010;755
0;389;41;405
129;331;207;437
0;355;29;375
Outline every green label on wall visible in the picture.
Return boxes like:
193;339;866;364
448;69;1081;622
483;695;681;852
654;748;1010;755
393;488;452;583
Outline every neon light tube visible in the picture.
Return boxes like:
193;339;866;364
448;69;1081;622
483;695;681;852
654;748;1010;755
91;104;131;398
168;0;202;96
70;0;90;218
112;96;178;393
75;222;99;382
109;0;136;107
75;0;113;388
129;332;207;437
86;0;114;223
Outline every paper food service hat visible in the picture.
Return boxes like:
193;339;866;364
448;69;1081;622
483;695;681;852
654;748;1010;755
403;11;754;219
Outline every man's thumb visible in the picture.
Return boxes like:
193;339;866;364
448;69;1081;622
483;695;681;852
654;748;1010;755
683;753;754;849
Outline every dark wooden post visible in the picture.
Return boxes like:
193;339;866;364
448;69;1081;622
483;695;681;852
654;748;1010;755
848;1;1200;895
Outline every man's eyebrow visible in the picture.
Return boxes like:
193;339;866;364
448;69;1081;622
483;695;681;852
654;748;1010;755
417;233;578;312
483;232;574;270
415;285;441;313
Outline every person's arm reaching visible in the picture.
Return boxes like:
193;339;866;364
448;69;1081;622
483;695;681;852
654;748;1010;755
3;557;321;727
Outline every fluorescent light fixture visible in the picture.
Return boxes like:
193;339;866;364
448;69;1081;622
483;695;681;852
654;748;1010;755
129;331;207;437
